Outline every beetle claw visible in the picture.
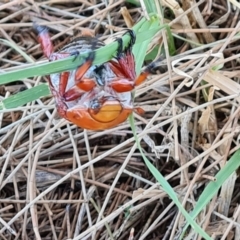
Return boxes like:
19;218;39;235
123;29;136;51
115;38;123;59
114;29;135;60
70;50;80;61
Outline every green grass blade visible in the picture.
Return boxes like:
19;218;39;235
144;46;160;61
181;149;240;237
0;16;160;85
0;84;50;110
133;17;161;74
125;0;140;6
143;1;157;14
129;115;212;240
165;25;176;56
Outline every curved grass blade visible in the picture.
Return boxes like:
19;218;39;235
181;149;240;238
133;15;163;74
129;115;212;240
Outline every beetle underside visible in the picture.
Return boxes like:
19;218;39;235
35;25;150;130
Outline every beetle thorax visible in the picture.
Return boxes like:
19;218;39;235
50;63;132;110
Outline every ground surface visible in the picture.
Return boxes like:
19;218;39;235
1;1;240;239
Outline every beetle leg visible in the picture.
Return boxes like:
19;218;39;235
52;51;95;101
61;76;95;101
109;29;161;92
62;51;96;101
74;51;95;88
35;23;72;61
69;38;96;88
62;87;85;101
108;30;138;92
53;71;95;108
111;32;136;80
109;60;125;77
58;72;69;96
63;80;96;101
109;78;135;93
109;64;153;93
109;67;150;92
45;76;68;118
55;56;93;101
134;68;150;86
35;24;71;119
34;23;53;59
109;69;151;92
122;29;136;79
55;68;84;102
134;107;145;115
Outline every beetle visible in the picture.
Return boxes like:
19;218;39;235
34;24;152;130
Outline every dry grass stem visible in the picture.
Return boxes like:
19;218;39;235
1;0;240;239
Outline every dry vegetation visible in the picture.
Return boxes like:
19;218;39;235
1;0;240;239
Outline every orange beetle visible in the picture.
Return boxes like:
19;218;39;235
35;25;151;130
